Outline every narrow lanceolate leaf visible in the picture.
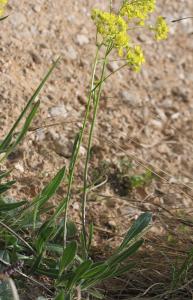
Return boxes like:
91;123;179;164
81;265;117;290
108;240;143;266
113;262;135;277
0;58;60;153
67;260;93;290
59;241;77;276
54;291;66;300
35;224;55;254
87;223;94;251
5;101;40;157
33;166;66;225
0;200;26;212
0;170;11;180
82;263;107;280
119;212;152;251
0;181;16;194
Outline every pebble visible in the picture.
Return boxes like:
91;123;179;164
51;136;74;158
150;119;163;129
64;46;78;61
35;128;46;142
76;34;89;46
15;162;24;173
48;105;68;118
120;91;141;106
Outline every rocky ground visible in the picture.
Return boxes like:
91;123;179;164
1;0;193;298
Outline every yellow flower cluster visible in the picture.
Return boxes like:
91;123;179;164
120;0;156;21
126;45;145;72
92;9;129;48
91;1;169;72
0;0;7;16
153;16;169;41
92;8;145;71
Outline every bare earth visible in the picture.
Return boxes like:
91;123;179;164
0;0;193;298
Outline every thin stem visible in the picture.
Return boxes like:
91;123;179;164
63;46;100;248
110;0;113;13
0;258;53;295
81;47;110;257
91;63;127;94
0;221;35;254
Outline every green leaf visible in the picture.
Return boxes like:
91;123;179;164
67;260;93;290
109;240;143;266
59;241;77;276
119;212;151;251
46;243;64;255
0;181;16;194
35;267;60;279
30;252;43;274
82;263;107;280
35;224;55;254
0;58;60;157
0;170;11;180
88;289;104;299
0;200;26;212
81;264;117;290
33;166;66;225
54;290;65;300
113;262;135;277
87;223;94;251
7;101;40;155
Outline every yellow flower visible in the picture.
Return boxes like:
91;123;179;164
154;16;169;40
0;0;7;16
120;0;156;21
92;8;131;56
126;45;145;72
91;2;169;73
91;9;128;42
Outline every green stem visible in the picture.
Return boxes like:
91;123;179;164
63;46;100;248
81;48;110;257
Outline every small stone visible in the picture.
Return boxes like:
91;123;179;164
76;34;89;46
161;98;173;108
52;136;73;158
32;4;41;13
64;46;78;61
73;202;80;210
171;112;180;120
157;144;170;154
15;162;24;173
48;105;68;118
108;220;116;228
35;129;46;142
120;91;141;106
150;119;163;129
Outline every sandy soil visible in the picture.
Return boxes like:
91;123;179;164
1;0;193;298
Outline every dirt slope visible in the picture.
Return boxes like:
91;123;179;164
0;0;193;298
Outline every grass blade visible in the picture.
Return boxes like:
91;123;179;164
33;166;66;226
0;58;60;153
119;212;151;251
59;241;77;277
